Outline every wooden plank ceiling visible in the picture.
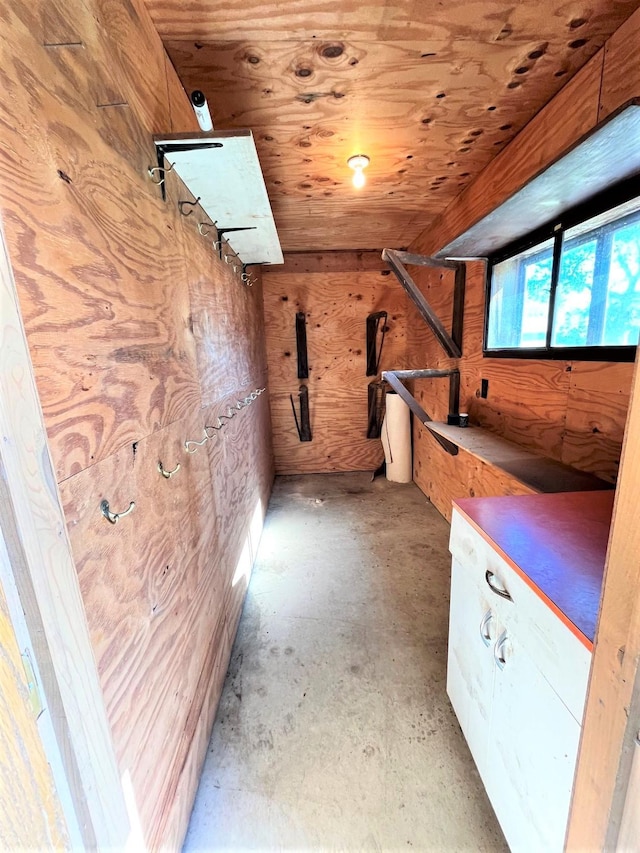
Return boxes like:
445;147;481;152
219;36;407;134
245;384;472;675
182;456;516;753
145;0;640;252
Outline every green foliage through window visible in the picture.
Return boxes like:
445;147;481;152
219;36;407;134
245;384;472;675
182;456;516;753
486;196;640;359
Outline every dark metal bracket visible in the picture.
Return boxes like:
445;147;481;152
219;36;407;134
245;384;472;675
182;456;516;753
153;142;223;201
382;249;465;358
290;385;312;442
382;369;460;456
366;311;388;376
295;312;309;379
367;380;386;439
216;226;257;259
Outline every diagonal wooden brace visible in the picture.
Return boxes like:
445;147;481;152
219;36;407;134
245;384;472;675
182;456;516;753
382;248;465;358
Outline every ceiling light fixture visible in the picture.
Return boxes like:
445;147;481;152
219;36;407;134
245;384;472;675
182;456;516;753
347;154;370;189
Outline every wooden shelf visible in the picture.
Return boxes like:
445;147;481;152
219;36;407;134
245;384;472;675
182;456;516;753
428;422;613;494
154;131;284;266
435;99;640;260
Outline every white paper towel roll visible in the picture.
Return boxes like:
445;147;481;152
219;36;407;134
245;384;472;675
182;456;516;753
381;392;412;483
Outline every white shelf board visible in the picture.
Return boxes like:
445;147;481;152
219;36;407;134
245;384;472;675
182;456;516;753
436;99;640;260
154;130;283;266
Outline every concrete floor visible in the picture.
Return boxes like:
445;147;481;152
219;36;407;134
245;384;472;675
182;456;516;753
184;473;507;852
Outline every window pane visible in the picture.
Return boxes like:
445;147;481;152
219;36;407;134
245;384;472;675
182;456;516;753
551;206;640;348
487;239;553;349
551;237;596;347
604;220;640;346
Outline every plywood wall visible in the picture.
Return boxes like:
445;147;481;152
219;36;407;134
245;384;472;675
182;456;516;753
406;9;640;516
0;0;273;847
263;252;417;474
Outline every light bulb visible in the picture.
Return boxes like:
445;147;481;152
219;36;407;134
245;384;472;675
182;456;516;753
352;167;366;189
347;154;370;190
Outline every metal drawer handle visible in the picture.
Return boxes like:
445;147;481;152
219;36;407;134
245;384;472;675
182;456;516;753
479;609;494;647
485;569;513;601
100;499;135;524
494;630;509;670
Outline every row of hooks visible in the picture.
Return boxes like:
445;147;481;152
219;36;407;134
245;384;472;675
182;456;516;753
100;388;265;523
147;162;256;287
185;388;266;454
99;457;181;524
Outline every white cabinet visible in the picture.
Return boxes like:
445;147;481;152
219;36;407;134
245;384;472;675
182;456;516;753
447;509;591;852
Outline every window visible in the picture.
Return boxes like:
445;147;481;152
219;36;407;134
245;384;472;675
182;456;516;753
485;188;640;361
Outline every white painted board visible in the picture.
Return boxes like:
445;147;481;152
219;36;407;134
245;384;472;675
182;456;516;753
436;100;640;260
154;131;284;266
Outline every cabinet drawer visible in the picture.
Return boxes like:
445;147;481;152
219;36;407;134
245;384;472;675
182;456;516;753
450;510;590;724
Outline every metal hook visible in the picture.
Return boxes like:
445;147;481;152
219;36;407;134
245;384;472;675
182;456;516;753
178;196;201;217
147;162;174;185
100;498;135;524
204;420;225;438
184;433;208;453
198;221;216;236
157;460;181;479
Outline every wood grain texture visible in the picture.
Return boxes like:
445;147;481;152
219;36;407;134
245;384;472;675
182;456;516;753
60;408;222;845
563;361;633;482
268;251;388;274
0;218;131;844
0;2;203;481
147;0;639;43
0;580;69;849
166;54;202;132
599;5;640;119
1;0;275;847
406;242;632;512
158;610;230;850
404;20;640;505
147;1;637;254
178;200;268;408
566;355;640;850
95;0;172;132
159;1;639;253
413;421;537;521
167;35;616;252
263;263;408;474
415;51;603;256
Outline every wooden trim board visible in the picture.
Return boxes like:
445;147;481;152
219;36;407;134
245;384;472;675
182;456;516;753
566;350;640;849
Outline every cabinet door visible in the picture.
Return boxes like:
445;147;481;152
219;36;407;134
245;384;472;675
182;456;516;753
451;509;591;724
447;557;496;778
485;632;581;853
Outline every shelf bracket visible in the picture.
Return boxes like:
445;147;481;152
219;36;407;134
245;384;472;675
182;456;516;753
382;249;465;359
366;311;388;377
153;141;223;201
295;312;309;379
290;385;312;442
382;369;460;456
